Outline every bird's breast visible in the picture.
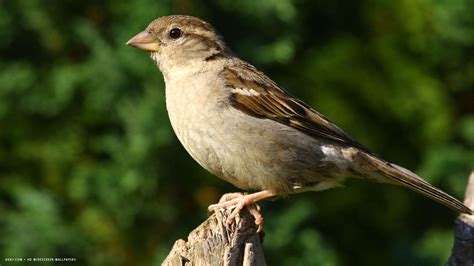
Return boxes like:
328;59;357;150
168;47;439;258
164;71;233;178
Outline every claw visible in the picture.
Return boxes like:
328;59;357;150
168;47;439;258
208;190;275;232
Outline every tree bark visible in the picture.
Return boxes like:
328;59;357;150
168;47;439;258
447;171;474;266
162;208;266;266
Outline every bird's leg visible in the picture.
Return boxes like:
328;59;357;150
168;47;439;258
208;190;276;232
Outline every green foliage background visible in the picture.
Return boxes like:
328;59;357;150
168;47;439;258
0;0;472;265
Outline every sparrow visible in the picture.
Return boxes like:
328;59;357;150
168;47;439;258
126;15;472;229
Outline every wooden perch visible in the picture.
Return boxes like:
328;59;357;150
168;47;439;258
162;172;474;265
447;171;474;266
162;208;266;266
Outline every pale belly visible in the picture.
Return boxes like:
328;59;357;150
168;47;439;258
165;78;349;194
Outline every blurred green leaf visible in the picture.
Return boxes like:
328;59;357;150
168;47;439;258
0;0;472;265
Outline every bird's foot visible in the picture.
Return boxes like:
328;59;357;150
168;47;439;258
208;190;275;232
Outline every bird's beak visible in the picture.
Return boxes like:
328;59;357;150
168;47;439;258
126;30;160;52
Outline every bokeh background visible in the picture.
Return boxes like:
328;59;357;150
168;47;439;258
1;0;473;265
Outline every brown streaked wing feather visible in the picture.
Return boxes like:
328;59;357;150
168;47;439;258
224;60;371;153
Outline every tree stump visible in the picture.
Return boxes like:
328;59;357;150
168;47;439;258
447;171;474;265
162;208;266;266
162;172;474;265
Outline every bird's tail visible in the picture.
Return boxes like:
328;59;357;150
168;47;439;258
354;152;472;215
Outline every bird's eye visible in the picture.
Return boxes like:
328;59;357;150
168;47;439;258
169;28;182;39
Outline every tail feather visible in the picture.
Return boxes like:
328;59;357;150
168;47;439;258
355;152;472;215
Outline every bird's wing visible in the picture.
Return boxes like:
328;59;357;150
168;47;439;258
223;60;371;152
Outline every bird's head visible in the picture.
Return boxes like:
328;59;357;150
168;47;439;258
127;15;230;72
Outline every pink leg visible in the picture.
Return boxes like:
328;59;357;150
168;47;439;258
208;190;276;232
